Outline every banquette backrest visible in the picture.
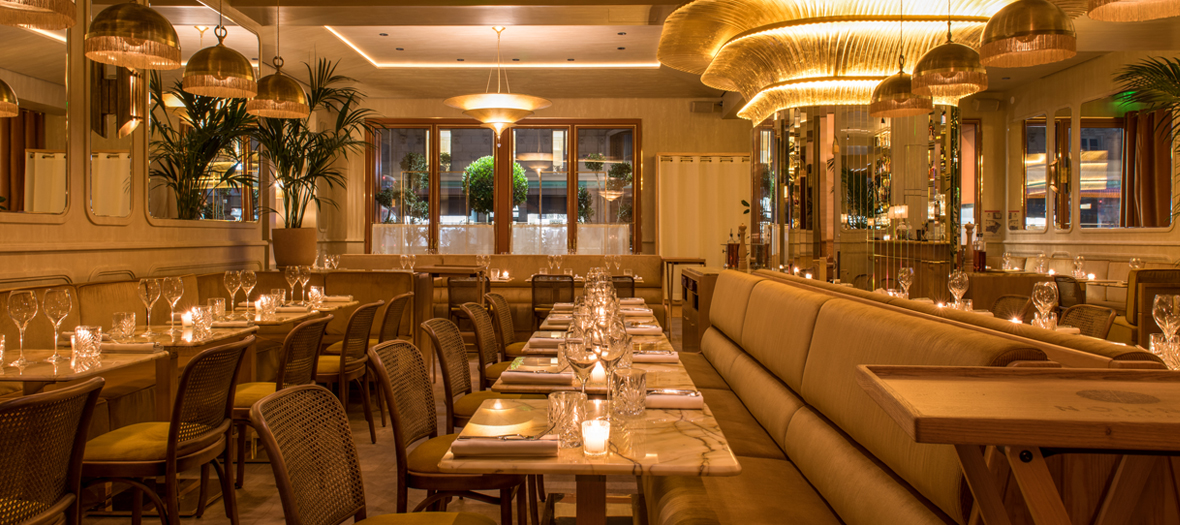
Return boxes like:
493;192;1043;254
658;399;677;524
703;271;1046;524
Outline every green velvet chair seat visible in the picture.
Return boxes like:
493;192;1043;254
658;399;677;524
324;338;379;355
233;382;277;409
318;355;366;375
82;422;172;462
505;341;527;357
406;434;460;474
483;361;512;382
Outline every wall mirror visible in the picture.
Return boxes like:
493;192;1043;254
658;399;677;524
142;2;261;221
88;25;137;217
1016;114;1047;231
1053;106;1071;230
1079;94;1172;228
0;25;68;214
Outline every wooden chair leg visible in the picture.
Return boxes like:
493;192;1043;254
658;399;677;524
517;484;527;525
359;373;377;444
537;475;546;502
340;375;349;412
194;463;209;517
376;376;387;427
528;476;540;525
500;488;513;525
235;422;247;489
164;472;180;525
131;486;143;525
213;459;239;525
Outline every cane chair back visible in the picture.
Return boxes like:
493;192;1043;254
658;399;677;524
378;292;414;344
367;341;437;470
1060;304;1117;339
1136;283;1180;344
250;385;365;525
485;293;517;347
611;276;636;299
171;336;252;457
461;302;501;371
1053;275;1086;310
422;318;474;405
531;275;574;310
992;295;1034;322
340;301;384;363
0;377;102;525
448;277;489;313
275;316;332;389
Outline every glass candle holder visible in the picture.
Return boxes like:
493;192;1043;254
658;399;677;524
611;369;647;417
548;391;587;449
308;286;324;309
111;312;136;342
207;298;226;320
581;419;610;457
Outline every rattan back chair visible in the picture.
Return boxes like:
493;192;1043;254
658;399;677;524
367;341;528;523
448;276;489;324
0;377;102;525
232;315;332;487
531;275;574;327
1053;275;1086;311
316;300;383;444
422;317;474;430
249;385;494;525
611;275;636;299
992;295;1034;322
83;336;253;525
378;291;415;344
460;302;507;391
485;292;518;348
1060;304;1117;339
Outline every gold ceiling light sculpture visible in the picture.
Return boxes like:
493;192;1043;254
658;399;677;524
0;78;18;118
979;0;1076;68
871;0;934;118
1087;0;1180;21
183;0;257;99
913;0;988;100
0;0;75;30
444;27;551;141
84;2;181;70
247;0;308;118
657;0;1003;123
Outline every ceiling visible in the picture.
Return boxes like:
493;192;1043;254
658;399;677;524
0;26;66;85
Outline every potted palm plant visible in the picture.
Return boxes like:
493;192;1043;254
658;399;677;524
148;74;257;220
254;58;373;266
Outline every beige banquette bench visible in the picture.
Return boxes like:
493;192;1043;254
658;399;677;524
990;255;1180;315
340;254;664;342
644;271;1048;525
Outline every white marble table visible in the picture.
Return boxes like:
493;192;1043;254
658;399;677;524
0;348;168;396
438;398;740;525
491;356;693;396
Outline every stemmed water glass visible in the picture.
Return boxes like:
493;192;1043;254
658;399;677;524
138;278;161;336
43;288;72;363
400;254;409;271
948;270;969;307
284;266;299;305
898;267;914;298
224;270;241;319
555;254;564;272
7;291;38;367
565;340;598;395
240;270;257;318
1153;294;1179;342
162;277;185;335
298;266;312;305
1032;281;1059;326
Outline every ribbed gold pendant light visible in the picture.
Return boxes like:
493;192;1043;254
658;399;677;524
246;0;307;118
871;0;933;118
0;79;18;118
444;27;551;141
85;2;181;70
0;0;75;30
913;0;988;100
979;0;1076;68
1087;0;1180;21
182;0;256;99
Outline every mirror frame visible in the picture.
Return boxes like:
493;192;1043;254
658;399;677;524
1015;113;1049;233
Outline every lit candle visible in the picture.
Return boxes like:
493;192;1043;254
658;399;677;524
1087;273;1096;280
1047;269;1056;276
804;273;813;279
590;362;606;383
936;303;945;308
582;419;610;457
181;311;193;327
503;270;510;279
1011;317;1022;324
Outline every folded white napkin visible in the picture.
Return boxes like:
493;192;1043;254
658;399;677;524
324;295;353;302
545;315;572;327
626;325;662;336
619;298;645;305
621;307;653;317
450;435;559;457
912;298;934;304
212;320;251;328
552;303;575;312
277;306;309;313
646;394;704;409
528;332;565;348
1056;326;1082;334
499;371;575;385
100;342;157;352
971;310;995;317
522;345;558;355
633;352;678;363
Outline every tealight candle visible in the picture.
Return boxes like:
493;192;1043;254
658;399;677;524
1047;269;1056;276
590;362;606;384
582;419;610;457
1011;317;1022;324
936;303;945;308
181;311;193;327
1087;273;1096;280
804;273;813;279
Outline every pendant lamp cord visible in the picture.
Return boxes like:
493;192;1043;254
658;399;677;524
485;27;512;95
946;0;953;43
897;0;905;72
273;0;283;70
215;0;226;43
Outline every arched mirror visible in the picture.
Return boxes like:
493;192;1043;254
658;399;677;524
0;25;68;214
1079;94;1172;228
1053;106;1072;230
1014;114;1047;231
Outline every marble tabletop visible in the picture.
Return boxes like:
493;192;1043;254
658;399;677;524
139;325;258;348
438;399;740;477
0;349;167;383
521;333;673;356
491;355;693;395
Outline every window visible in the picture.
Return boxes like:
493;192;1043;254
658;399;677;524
1023;117;1048;231
1078;124;1123;228
439;127;496;254
575;127;635;254
372;127;430;254
512;128;568;255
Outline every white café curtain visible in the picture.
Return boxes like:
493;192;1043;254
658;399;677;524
657;154;751;300
91;152;131;216
23;150;66;213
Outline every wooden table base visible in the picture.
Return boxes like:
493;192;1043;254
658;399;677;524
575;475;606;525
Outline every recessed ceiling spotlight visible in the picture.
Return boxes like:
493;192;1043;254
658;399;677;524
617;47;625;50
457;58;465;61
1002;76;1011;80
379;32;388;36
567;58;575;61
617;32;626;35
512;58;520;61
396;47;404;51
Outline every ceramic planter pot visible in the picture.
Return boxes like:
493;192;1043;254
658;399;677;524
272;228;317;267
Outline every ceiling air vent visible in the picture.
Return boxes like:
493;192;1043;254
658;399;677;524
690;101;720;113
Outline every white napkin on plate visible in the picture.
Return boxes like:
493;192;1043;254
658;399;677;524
646;394;704;409
100;342;157;353
633;352;678;363
621;307;653;317
552;303;575;312
620;298;645;306
324;295;353;302
527;332;565;348
1056;326;1082;334
545;315;572;327
277;306;309;313
626;325;662;336
499;371;575;385
522;345;558;355
450;435;559;457
212;320;251;328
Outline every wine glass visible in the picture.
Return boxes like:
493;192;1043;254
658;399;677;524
283;266;299;305
43;288;72;363
948;270;969;307
898;267;914;298
409;254;417;271
1153;294;1179;341
7;291;38;367
298;266;312;305
564;340;599;394
400;254;409;270
555;254;564;271
138;278;162;336
1032;281;1059;319
224;270;241;319
240;270;257;318
162;277;185;335
1130;257;1145;270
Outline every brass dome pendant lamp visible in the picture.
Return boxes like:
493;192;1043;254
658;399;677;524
0;78;19;118
870;0;933;118
0;0;75;30
1088;0;1180;22
913;0;988;100
84;2;181;70
444;26;551;142
183;0;257;99
246;0;307;118
980;0;1076;68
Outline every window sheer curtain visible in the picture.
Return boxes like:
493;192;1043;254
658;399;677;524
0;109;45;211
1122;109;1173;227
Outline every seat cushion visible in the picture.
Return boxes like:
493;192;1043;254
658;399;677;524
697;388;786;460
679;353;730;390
358;512;495;525
407;434;460;474
454;391;546;419
83;422;170;462
505;341;527;357
701;456;842;525
233;382;277;409
318;355;366;376
324;338;378;355
483;361;512;382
